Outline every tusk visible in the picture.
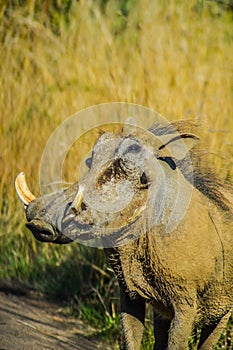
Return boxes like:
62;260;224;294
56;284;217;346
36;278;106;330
127;204;146;224
71;185;84;211
15;172;36;206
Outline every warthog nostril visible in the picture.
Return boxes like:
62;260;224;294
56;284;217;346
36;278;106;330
26;219;57;242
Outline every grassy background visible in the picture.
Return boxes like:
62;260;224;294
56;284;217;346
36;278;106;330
0;1;233;348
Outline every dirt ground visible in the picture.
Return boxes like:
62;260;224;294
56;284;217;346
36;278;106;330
0;281;110;350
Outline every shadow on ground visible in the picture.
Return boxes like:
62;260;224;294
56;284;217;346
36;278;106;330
0;280;110;350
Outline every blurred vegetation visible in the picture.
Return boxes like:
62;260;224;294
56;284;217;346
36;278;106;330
0;0;233;349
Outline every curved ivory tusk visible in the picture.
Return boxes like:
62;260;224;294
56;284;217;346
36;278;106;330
127;204;146;224
15;172;36;206
71;185;84;211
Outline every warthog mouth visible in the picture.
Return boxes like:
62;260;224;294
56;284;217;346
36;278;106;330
60;204;143;244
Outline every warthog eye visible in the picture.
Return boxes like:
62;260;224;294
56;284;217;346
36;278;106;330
126;143;141;154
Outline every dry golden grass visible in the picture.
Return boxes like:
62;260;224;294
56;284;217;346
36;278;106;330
1;1;232;202
0;1;232;347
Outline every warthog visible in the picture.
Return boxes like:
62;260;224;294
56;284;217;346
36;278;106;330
15;120;233;350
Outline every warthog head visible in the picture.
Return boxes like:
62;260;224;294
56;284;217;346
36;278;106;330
15;123;199;247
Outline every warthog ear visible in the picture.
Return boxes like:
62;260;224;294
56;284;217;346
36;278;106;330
158;133;200;160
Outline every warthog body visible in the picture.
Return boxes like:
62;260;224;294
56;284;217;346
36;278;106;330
16;121;233;350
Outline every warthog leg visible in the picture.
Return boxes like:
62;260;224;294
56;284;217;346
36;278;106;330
167;299;197;350
120;288;145;350
153;312;170;350
199;309;232;350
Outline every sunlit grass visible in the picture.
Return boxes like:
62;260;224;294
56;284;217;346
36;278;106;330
0;1;232;348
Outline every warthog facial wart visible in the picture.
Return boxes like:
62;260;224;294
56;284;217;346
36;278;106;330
15;114;233;350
